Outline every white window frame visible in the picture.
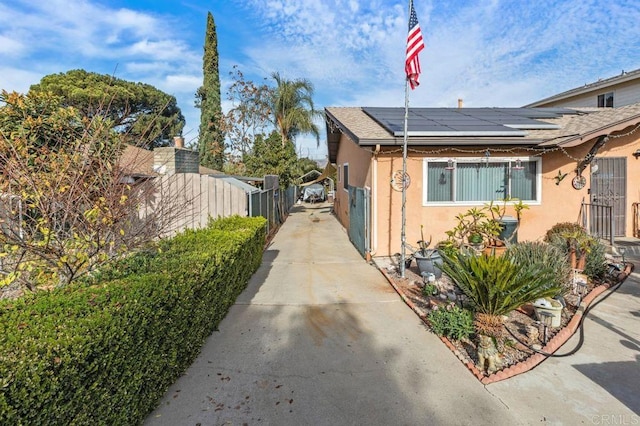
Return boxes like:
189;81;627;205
597;91;614;108
422;156;542;206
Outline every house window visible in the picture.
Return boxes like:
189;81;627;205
343;163;349;191
423;157;540;204
597;92;614;108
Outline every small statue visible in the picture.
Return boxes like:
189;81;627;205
525;325;539;344
477;334;502;374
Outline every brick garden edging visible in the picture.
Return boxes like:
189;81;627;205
379;262;635;384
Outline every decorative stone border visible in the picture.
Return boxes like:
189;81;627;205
379;262;635;384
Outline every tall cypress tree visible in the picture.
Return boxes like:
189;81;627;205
196;11;224;170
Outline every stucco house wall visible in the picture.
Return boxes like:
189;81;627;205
368;131;640;257
328;105;640;258
334;133;372;227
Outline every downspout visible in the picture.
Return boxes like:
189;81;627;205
369;144;380;257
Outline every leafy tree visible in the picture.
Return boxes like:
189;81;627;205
268;72;321;147
196;11;225;170
244;131;298;188
0;91;182;290
30;69;185;149
221;66;271;156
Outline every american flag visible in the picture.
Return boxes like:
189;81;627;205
405;0;425;89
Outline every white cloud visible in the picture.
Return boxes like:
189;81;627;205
0;67;43;93
0;35;24;56
237;0;640;112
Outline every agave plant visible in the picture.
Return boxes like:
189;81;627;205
505;241;572;297
440;251;562;339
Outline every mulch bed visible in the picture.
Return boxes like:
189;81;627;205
377;258;633;384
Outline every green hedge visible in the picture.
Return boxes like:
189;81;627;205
0;216;266;425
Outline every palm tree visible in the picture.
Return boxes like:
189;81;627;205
268;72;321;147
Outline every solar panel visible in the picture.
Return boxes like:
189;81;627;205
362;107;562;136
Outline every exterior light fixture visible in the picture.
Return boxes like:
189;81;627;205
539;311;554;344
619;246;627;264
512;159;524;170
575;281;587;307
483;149;490;166
633;150;640;159
445;159;455;170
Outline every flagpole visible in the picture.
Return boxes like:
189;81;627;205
401;0;423;278
400;0;412;279
400;79;409;278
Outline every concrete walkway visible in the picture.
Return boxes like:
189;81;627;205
145;203;639;425
145;203;520;425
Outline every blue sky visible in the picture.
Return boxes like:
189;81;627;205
1;0;639;160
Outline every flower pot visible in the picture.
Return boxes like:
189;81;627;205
532;298;563;327
414;250;443;278
482;245;507;257
497;216;518;243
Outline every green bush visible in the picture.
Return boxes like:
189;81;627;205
584;239;608;279
544;222;607;280
428;304;474;341
422;283;438;297
543;222;585;245
505;241;572;297
440;251;561;317
0;215;267;425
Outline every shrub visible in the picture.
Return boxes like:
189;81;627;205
505;241;572;296
584;239;608;279
422;283;438;297
543;222;585;245
544;222;607;280
440;252;562;317
441;252;563;340
428;303;474;341
0;215;267;425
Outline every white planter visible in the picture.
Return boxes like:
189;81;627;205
533;298;563;328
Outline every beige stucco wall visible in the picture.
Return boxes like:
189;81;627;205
333;128;640;258
333;134;372;228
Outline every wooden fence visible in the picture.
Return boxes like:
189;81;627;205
144;173;298;236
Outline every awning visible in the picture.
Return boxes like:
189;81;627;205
300;163;336;187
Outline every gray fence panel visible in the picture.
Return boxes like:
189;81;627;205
348;186;368;258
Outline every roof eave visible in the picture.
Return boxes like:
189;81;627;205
358;137;544;146
539;114;640;147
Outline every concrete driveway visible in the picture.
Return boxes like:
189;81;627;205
145;203;520;425
145;203;639;425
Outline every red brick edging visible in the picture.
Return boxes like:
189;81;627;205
379;262;635;384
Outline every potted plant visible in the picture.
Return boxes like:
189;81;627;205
445;207;494;250
486;197;529;246
414;226;443;278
